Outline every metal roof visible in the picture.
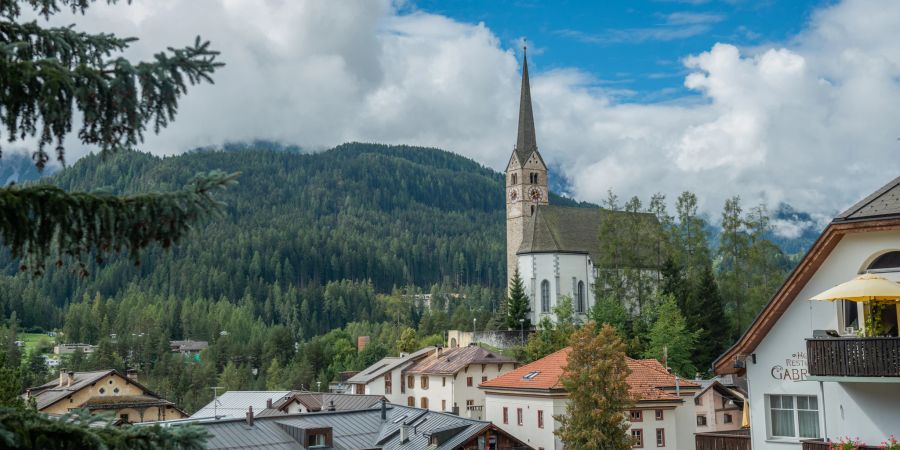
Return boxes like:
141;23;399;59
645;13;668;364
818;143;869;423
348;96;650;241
346;347;436;384
259;392;384;417
191;391;291;419
194;403;529;450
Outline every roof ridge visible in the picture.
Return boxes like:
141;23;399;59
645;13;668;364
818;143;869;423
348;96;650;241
835;175;900;220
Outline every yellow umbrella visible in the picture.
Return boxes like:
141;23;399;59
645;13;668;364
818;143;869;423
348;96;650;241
810;274;900;302
741;399;750;429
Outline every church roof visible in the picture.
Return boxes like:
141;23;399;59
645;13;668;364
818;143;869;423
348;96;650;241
517;205;659;268
513;48;542;166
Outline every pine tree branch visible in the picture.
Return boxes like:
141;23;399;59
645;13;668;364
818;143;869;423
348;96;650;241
0;170;238;276
2;1;123;21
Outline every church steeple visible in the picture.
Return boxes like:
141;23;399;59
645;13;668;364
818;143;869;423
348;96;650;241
514;46;538;162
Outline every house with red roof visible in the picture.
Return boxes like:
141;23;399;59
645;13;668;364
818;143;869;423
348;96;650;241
479;348;699;450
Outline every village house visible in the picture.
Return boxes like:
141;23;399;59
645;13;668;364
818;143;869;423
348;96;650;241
479;348;699;450
177;400;532;450
712;175;900;449
400;344;516;418
693;379;746;433
345;346;436;399
25;369;186;423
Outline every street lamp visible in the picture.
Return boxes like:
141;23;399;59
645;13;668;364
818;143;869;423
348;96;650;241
473;318;477;335
519;318;525;346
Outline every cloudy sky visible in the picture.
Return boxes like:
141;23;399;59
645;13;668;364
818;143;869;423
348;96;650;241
25;0;900;232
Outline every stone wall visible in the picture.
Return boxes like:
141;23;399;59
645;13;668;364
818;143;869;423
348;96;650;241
447;329;532;350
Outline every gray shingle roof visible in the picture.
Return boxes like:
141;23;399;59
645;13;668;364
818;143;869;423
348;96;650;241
194;404;530;450
405;345;515;375
346;347;435;384
835;175;900;222
517;205;660;268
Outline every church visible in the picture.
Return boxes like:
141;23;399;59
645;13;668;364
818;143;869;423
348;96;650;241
505;49;657;325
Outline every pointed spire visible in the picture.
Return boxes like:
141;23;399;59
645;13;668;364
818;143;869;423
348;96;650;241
515;45;538;162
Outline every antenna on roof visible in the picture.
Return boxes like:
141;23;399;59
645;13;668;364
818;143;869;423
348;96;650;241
210;386;223;419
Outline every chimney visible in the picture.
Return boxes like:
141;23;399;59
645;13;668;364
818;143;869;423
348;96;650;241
357;335;370;353
266;398;273;409
126;368;138;382
399;424;410;443
436;345;443;357
58;368;68;387
63;370;75;387
451;403;459;416
380;398;387;421
327;400;336;412
246;405;254;426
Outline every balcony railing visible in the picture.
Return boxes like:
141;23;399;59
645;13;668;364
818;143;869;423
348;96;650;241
695;430;751;450
801;439;882;450
806;337;900;377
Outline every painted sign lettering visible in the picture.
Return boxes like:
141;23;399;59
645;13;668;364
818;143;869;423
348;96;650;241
770;352;808;381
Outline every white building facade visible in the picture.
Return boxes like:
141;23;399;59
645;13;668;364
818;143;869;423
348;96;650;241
480;348;699;450
714;176;900;449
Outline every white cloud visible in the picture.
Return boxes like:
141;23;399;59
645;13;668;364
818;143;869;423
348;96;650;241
21;0;900;219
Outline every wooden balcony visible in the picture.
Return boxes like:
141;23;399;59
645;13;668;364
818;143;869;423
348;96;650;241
695;430;751;450
806;337;900;378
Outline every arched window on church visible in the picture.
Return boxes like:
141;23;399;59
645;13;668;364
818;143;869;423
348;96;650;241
541;280;550;313
576;281;585;313
511;173;517;185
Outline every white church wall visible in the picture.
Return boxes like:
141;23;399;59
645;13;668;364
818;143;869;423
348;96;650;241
519;252;592;325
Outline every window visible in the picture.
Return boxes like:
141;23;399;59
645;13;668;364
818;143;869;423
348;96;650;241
697;415;707;426
503;407;509;424
632;429;643;448
467;376;473;387
119;413;129;423
466;399;474;408
308;433;326;447
517;408;523;426
656;429;665;447
113;387;119;394
867;251;900;271
538;410;544;428
421;397;429;409
481;376;488;383
407;396;415;406
655;410;663;421
355;384;365;395
442;377;446;387
768;395;820;439
540;280;550;313
576;281;585;313
442;400;446;411
630;410;643;422
511;173;517;185
407;375;414;388
724;413;733;424
384;372;392;395
99;388;105;395
839;300;860;334
421;376;428;389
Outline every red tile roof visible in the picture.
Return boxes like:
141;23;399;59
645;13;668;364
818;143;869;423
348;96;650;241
479;347;698;402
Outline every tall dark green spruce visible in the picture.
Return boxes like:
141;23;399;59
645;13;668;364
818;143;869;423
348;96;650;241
505;268;531;330
0;0;236;277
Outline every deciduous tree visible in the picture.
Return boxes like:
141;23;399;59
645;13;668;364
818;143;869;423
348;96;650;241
556;323;634;450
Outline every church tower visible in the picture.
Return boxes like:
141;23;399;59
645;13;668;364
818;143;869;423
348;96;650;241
506;47;548;288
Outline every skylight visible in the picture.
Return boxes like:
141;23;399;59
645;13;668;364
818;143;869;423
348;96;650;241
522;371;540;380
392;414;408;424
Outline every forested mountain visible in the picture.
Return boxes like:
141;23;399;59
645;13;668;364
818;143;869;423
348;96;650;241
0;142;585;332
0;153;53;185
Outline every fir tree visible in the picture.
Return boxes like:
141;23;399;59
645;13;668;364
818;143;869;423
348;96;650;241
505;268;531;330
686;264;728;373
0;0;236;276
556;323;634;450
396;328;418;354
643;296;700;377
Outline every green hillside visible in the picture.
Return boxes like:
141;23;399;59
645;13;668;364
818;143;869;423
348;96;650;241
0;142;584;332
